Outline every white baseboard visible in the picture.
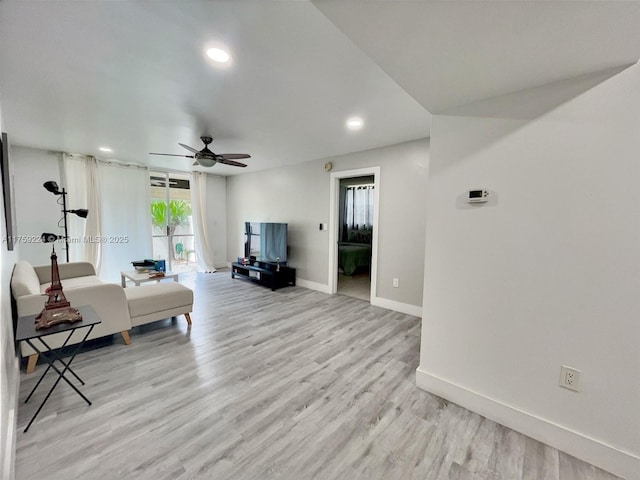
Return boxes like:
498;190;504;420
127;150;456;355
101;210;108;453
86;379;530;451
415;367;639;480
371;295;422;317
294;281;423;316
296;278;332;294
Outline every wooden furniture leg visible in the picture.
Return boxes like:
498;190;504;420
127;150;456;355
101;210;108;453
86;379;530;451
120;331;131;345
184;313;192;326
26;353;38;374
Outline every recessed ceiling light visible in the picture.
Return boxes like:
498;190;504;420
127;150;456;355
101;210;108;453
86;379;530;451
346;117;364;130
98;146;113;153
206;47;230;63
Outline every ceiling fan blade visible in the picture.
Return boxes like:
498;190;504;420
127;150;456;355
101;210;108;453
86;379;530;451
217;158;247;167
149;152;195;158
218;153;251;160
178;143;200;154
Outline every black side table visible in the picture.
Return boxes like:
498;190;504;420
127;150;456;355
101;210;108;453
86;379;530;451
16;305;102;432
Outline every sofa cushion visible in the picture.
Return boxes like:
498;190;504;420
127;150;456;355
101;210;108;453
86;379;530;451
124;282;193;319
34;261;96;284
39;275;103;293
11;261;41;297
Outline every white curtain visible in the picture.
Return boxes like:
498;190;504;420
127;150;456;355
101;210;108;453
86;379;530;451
63;154;102;270
98;162;152;283
84;158;102;272
190;172;216;272
345;185;374;228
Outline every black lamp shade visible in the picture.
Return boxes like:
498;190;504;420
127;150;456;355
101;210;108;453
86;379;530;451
43;181;60;194
42;181;86;262
41;232;62;243
67;208;89;218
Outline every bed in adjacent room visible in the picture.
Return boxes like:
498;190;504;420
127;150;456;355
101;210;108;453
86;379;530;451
338;242;372;276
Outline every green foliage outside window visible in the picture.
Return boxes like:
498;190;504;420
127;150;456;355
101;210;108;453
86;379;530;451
151;199;192;236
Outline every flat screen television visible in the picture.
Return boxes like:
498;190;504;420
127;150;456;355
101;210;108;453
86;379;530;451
244;222;288;263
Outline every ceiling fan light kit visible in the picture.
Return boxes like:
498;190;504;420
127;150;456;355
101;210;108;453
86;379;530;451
150;136;250;168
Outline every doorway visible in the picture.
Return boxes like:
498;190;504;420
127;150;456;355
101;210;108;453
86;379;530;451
328;167;380;302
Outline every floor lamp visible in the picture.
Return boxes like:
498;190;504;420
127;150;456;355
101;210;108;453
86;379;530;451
42;181;88;262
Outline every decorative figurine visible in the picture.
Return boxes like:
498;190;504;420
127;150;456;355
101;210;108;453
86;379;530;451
35;246;82;330
276;257;281;272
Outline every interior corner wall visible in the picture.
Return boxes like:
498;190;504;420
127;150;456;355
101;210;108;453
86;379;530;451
0;99;19;480
226;138;429;308
418;65;640;479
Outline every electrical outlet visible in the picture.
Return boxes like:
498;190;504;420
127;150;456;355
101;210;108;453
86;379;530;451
559;365;581;392
392;278;399;288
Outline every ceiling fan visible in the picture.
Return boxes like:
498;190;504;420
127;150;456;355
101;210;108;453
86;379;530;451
149;136;250;168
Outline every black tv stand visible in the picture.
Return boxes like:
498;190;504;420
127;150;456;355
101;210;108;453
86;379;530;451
231;260;296;291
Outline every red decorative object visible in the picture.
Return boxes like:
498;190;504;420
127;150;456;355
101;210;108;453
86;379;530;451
35;246;82;330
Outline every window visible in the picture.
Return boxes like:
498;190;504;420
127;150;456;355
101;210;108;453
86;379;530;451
150;172;197;273
345;185;374;229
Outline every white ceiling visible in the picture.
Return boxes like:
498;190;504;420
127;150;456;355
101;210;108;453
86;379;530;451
2;2;640;176
314;0;640;113
0;1;430;175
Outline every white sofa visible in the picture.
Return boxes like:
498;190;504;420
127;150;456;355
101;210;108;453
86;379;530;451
12;260;194;373
11;260;133;373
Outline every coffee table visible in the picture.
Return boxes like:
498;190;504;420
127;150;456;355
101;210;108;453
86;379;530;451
120;269;179;287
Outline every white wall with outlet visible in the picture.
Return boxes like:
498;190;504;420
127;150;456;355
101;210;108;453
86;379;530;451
559;365;581;392
417;65;640;478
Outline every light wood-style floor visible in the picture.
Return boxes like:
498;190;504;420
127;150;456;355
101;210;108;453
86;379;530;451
15;271;620;480
337;271;371;301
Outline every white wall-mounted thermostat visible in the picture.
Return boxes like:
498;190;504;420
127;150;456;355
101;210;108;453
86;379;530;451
467;189;490;203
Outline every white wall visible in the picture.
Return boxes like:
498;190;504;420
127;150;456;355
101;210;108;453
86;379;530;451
226;138;429;309
11;148;228;273
0;97;19;480
0;189;18;480
417;65;640;479
11;146;62;266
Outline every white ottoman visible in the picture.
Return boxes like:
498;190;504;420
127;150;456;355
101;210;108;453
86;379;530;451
123;282;193;340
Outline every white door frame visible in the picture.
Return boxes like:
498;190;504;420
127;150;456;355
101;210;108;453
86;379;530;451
328;166;380;300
